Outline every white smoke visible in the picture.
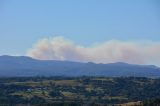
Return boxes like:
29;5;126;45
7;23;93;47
27;36;160;66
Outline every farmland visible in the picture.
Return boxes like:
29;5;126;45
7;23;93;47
0;77;160;106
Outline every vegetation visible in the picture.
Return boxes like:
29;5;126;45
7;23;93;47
0;77;159;106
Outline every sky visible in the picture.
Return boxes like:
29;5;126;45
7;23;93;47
0;0;160;65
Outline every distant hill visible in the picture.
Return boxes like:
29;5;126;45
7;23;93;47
0;55;160;77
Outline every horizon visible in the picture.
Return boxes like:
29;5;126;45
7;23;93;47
0;0;160;66
0;55;159;68
1;1;160;105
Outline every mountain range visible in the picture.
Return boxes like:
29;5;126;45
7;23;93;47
0;55;160;77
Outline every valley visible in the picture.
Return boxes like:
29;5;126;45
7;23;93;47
0;77;159;106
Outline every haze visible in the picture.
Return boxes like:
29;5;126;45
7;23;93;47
0;0;160;65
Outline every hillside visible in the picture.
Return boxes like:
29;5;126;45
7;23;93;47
0;77;159;106
0;55;160;77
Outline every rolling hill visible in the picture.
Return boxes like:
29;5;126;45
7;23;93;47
0;55;160;77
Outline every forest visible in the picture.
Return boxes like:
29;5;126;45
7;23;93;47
0;77;159;106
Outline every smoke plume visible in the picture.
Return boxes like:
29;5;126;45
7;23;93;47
27;36;160;66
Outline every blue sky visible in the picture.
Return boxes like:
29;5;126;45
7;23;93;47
0;0;160;56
